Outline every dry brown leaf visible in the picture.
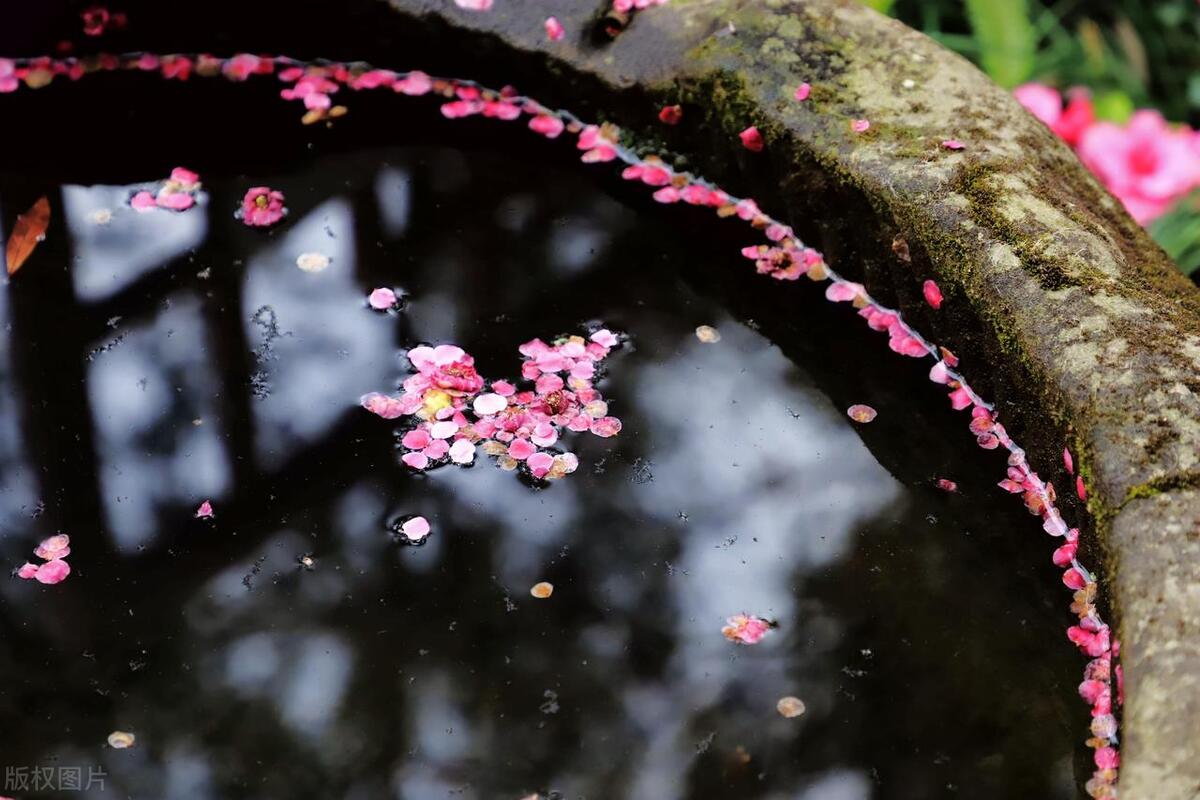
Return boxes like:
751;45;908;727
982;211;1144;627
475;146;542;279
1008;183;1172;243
6;196;51;275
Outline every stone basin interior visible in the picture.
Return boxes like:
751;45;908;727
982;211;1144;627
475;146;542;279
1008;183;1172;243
0;69;1104;797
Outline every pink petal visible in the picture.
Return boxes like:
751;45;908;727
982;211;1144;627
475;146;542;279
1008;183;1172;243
17;562;39;579
401;516;431;542
589;416;622;438
527;451;554;478
34;534;71;560
658;105;683;125
589;329;619;348
922;279;943;309
544;16;565;41
847;404;876;423
449;438;475;464
936;478;958;493
940;139;965;150
402;429;432;450
170;166;200;184
508;438;536;460
851;119;870;133
1062;568;1087;590
825;281;864;303
130;191;157;212
1076;475;1087;501
472;393;508;416
1063;447;1074;475
195;500;214;518
793;82;811;102
528;114;565;138
401;451;429;470
157;191;196;211
368;287;397;310
34;559;70;584
454;0;493;9
738;126;764;152
948;387;972;410
430;420;458;439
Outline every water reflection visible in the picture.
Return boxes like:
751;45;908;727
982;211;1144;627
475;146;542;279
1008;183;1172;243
0;146;1082;799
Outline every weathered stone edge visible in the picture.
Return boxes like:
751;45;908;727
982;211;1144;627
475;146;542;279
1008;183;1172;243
382;1;1200;797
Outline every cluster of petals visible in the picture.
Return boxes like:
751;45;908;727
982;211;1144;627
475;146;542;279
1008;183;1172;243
239;187;287;227
129;166;202;213
16;534;71;585
362;330;622;480
722;614;773;645
1015;83;1200;224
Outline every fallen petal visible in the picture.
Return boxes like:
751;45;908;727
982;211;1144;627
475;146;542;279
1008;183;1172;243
847;404;877;423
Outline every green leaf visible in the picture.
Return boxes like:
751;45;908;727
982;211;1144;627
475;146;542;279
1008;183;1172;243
1092;90;1134;123
1148;191;1200;276
964;0;1037;87
859;0;896;13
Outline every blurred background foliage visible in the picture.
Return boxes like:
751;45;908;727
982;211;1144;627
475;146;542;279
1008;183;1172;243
861;0;1200;277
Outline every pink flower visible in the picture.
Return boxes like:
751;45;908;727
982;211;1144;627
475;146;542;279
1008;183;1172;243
17;562;39;579
195;500;214;518
922;279;943;309
794;82;811;102
1014;82;1096;143
408;344;485;394
1014;83;1062;128
368;288;397;309
1077;110;1200;223
739;126;764;152
34;534;70;560
658;105;683;125
851;119;870;133
240;187;287;227
722;614;773;645
545;16;565;41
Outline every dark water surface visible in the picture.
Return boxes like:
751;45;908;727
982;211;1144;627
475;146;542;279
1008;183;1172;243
0;145;1085;799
